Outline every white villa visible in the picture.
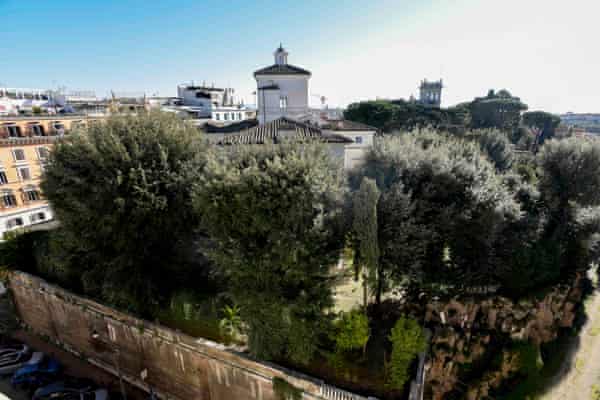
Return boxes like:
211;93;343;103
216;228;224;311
212;45;378;170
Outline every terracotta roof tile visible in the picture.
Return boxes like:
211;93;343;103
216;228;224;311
218;117;352;145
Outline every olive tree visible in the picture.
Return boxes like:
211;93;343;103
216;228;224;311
354;131;520;294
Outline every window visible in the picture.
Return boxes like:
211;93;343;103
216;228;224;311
2;191;17;208
6;125;21;138
30;124;45;136
279;96;288;109
0;172;7;185
18;167;31;181
6;218;23;230
355;136;363;144
238;113;242;120
36;147;49;161
53;122;65;135
224;113;229;121
30;212;46;224
12;149;26;162
24;188;40;202
215;113;220;121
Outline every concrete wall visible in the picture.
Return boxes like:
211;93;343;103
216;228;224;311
8;272;375;400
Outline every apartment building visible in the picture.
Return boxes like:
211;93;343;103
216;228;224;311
0;115;98;237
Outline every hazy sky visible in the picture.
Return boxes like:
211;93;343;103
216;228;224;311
1;0;598;113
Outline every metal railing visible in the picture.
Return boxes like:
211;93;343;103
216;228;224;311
319;383;379;400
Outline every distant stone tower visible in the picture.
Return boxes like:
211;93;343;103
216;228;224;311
419;79;443;107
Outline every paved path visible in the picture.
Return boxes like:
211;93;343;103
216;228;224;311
541;287;600;400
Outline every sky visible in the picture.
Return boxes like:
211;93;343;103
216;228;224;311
1;0;598;114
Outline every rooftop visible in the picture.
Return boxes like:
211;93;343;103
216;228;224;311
321;119;378;132
254;64;311;77
217;117;352;145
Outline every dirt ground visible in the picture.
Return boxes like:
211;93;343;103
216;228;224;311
540;286;600;400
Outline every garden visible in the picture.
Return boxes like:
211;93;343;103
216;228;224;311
2;111;600;399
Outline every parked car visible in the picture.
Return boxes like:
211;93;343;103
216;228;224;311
0;343;28;356
34;378;108;400
11;355;61;388
0;348;38;375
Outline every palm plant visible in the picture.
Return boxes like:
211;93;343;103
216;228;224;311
219;304;243;341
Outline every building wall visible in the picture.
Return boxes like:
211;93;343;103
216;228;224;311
322;130;375;170
8;272;375;400
256;76;309;124
0;116;98;237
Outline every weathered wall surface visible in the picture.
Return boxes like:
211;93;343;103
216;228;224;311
8;272;372;400
423;274;585;400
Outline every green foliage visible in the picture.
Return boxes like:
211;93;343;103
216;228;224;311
469;89;528;132
354;131;520;293
272;377;302;400
538;137;600;209
193;142;345;363
467;129;514;171
387;316;427;390
344;100;396;131
352;178;381;304
333;309;370;353
219;304;243;340
41;112;208;313
522;111;561;142
591;384;600;400
344;99;469;133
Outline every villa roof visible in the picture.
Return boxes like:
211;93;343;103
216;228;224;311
321;119;378;132
253;64;311;77
218;117;352;145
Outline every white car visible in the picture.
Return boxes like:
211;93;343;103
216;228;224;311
0;350;42;375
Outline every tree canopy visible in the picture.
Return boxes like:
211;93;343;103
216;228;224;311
192;143;346;363
352;130;520;294
468;89;528;132
522;111;561;142
343;99;468;133
41;112;208;312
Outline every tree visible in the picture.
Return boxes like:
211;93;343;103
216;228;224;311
387;316;427;390
469;89;528;132
344;99;470;133
467;129;514;171
495;137;600;295
344;101;396;131
537;138;600;276
352;178;381;305
332;309;370;354
193;142;345;363
354;131;519;293
41;112;207;313
522;111;561;142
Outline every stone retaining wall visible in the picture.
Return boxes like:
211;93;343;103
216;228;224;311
8;272;376;400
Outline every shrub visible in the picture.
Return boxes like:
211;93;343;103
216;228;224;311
387;316;427;390
272;377;302;400
333;309;370;353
